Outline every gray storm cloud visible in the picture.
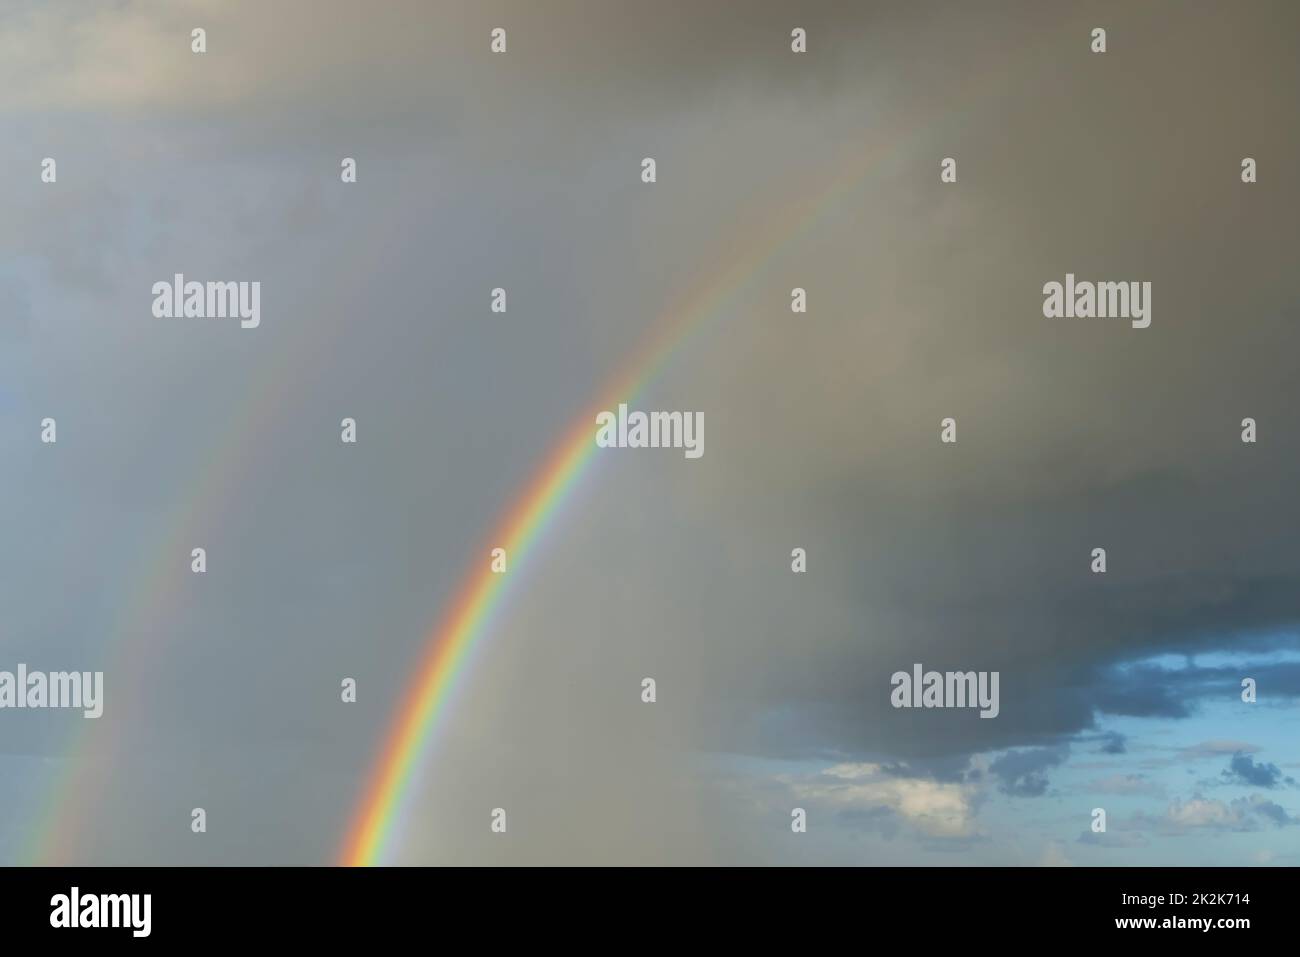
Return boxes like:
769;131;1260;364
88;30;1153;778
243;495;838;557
1;0;1297;864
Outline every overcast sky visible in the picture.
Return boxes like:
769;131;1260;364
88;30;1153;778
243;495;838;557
2;0;1299;866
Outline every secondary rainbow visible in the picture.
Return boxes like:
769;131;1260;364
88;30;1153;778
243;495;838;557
26;209;420;866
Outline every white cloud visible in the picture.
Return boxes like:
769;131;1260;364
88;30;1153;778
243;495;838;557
1167;796;1240;828
792;762;979;839
1157;794;1292;832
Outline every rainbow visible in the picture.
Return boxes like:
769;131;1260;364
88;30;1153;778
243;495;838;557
338;140;889;865
22;5;1070;865
337;9;1075;845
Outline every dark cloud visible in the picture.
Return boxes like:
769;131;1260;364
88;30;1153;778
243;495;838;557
878;754;981;785
1099;732;1127;755
674;1;1300;775
989;746;1069;797
1224;753;1284;789
1249;798;1293;827
3;0;1300;866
